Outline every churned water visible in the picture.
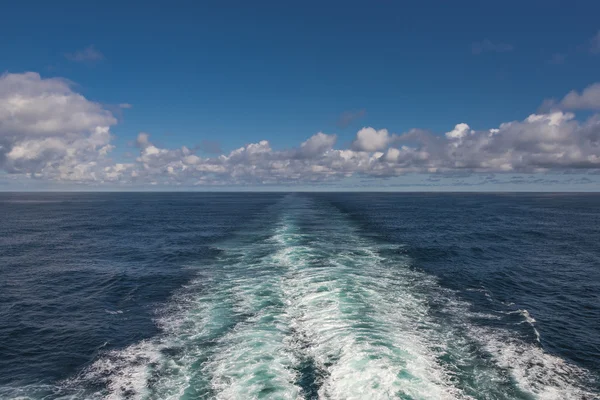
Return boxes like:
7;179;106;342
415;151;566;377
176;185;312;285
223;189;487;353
0;192;598;399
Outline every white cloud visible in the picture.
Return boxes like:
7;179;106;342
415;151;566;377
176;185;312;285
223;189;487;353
445;123;472;139
558;83;600;110
352;127;391;152
0;72;117;181
2;72;600;187
135;132;151;148
0;72;116;137
300;132;337;157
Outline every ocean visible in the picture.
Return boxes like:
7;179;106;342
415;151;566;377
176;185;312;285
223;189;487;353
0;192;598;399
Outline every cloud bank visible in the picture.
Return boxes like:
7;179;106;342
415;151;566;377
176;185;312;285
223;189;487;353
2;72;600;187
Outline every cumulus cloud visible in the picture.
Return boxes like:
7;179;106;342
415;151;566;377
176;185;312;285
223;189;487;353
472;39;514;54
2;72;600;187
559;83;600;110
0;72;115;137
541;83;600;111
445;123;473;139
382;111;600;173
300;132;337;157
65;45;105;63
352;127;392;152
135;132;151;148
0;72;117;181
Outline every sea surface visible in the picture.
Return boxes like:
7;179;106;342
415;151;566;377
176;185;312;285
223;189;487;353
0;192;599;400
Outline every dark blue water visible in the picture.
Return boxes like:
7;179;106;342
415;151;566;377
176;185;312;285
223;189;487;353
0;193;598;399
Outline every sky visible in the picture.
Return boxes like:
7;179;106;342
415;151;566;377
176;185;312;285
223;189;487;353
1;0;600;191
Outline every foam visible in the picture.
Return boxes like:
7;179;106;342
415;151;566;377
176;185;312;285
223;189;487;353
200;250;302;399
515;309;541;342
469;326;597;400
273;214;472;399
205;312;302;399
435;290;596;399
75;340;162;400
61;258;248;398
146;225;305;399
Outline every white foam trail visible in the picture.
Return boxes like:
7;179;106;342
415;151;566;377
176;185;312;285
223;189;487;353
145;271;241;399
201;255;302;399
151;225;304;399
438;291;596;399
273;215;472;399
205;313;301;399
63;272;234;400
62;227;295;399
469;326;597;400
72;340;162;400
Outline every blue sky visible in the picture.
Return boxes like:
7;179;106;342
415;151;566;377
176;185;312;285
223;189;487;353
1;0;600;190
